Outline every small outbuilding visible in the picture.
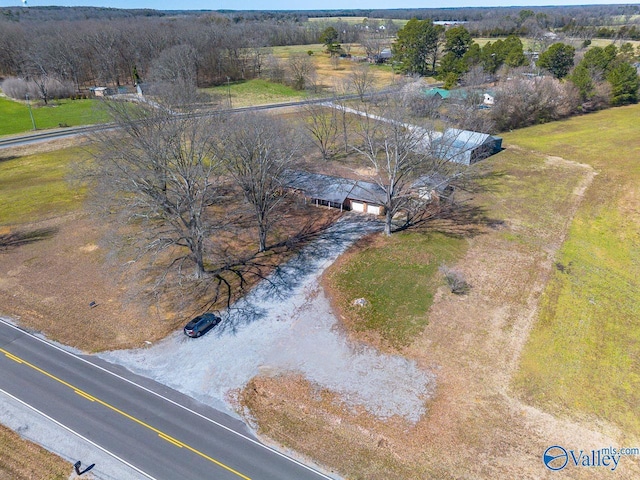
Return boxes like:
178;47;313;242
90;86;113;97
423;87;451;100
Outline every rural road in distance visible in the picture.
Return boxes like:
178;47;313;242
0;319;334;480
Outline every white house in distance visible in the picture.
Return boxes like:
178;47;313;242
483;92;495;106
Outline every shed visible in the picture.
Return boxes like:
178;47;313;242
411;173;453;201
483;92;495;105
371;48;393;64
90;86;113;97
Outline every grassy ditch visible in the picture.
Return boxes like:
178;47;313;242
0;424;69;480
0;96;108;136
511;104;640;435
325;231;468;348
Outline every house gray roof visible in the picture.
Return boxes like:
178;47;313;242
284;171;387;206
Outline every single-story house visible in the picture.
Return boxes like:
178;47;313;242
423;87;451;100
432;129;503;165
370;48;393;64
284;171;387;215
90;86;113;97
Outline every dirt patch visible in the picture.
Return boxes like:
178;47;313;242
0;192;344;352
0;213;165;352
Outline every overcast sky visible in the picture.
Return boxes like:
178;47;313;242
2;0;640;11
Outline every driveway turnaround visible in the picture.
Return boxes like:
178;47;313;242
0;319;334;480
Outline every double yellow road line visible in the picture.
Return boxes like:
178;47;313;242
0;347;250;480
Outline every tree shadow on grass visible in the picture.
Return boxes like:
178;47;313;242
0;227;58;252
399;202;504;239
395;169;508;238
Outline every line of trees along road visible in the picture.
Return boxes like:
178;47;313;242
0;15;328;93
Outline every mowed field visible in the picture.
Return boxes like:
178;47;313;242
511;105;640;436
0;96;109;137
240;105;640;479
205;44;397;107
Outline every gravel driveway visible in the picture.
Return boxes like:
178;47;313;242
101;216;435;423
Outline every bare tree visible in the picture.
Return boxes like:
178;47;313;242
149;44;198;85
361;34;385;60
90;99;225;281
264;54;286;83
303;102;339;160
349;62;375;101
219;112;302;252
333;79;354;154
491;74;579;130
288;53;316;90
348;97;469;235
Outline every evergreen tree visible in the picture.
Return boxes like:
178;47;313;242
607;61;639;105
537;43;575;79
391;18;443;75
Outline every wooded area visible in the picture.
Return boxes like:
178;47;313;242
1;4;639;95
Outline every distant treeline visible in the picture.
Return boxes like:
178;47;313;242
1;4;639;95
0;14;325;90
2;4;640;24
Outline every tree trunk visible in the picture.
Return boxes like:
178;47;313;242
258;227;267;253
384;210;393;236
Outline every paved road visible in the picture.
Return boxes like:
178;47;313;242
0;100;321;149
0;90;394;150
0;319;334;480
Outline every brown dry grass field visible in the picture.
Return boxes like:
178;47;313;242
0;424;70;479
0;117;353;350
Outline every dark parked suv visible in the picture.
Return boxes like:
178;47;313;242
183;313;221;338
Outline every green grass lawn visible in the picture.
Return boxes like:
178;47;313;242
0;96;109;137
509;104;640;435
203;78;307;108
328;232;467;347
0;147;88;225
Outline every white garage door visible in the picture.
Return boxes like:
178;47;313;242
367;205;381;215
351;201;365;212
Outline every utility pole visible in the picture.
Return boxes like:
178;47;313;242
25;93;36;130
226;76;232;108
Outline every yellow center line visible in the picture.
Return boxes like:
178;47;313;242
4;352;23;364
74;390;97;402
159;433;185;448
0;347;251;480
